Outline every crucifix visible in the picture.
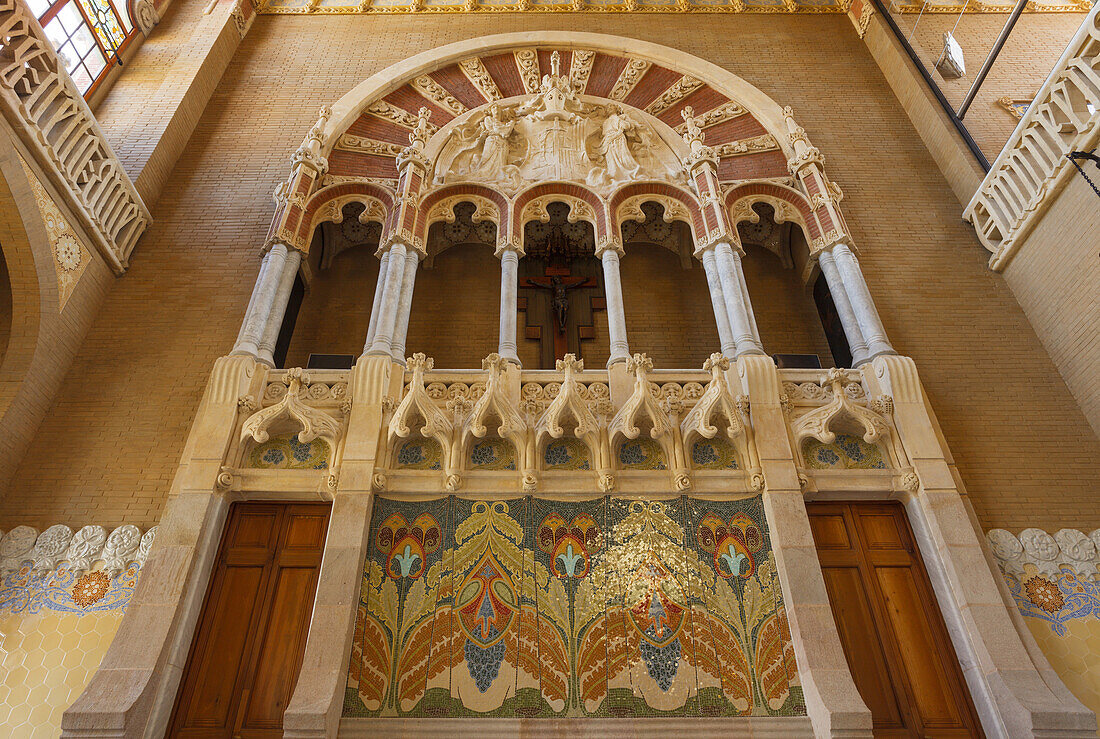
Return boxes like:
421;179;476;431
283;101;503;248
524;275;596;360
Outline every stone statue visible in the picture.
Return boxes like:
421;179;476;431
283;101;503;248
471;104;519;181
527;275;589;333
598;104;642;182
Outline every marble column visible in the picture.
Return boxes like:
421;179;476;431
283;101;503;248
497;244;522;366
699;248;738;357
255;248;302;367
817;248;870;366
832;243;895;360
232;242;289;358
365;241;408;356
713;241;765;357
599;244;630;368
390;248;421;363
363;249;392;351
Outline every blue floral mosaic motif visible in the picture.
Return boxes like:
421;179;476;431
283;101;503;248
1004;566;1100;637
618;438;667;470
396;439;443;470
803;434;887;470
0;563;140;616
250;433;329;469
691;439;740;470
469;438;517;471
543;438;590;470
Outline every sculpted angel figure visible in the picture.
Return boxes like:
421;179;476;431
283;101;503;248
472;104;517;179
598;104;643;182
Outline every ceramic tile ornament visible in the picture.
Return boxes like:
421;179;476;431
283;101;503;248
344;494;804;718
802;433;887;470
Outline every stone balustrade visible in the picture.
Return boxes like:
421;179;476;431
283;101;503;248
963;3;1100;272
0;0;150;273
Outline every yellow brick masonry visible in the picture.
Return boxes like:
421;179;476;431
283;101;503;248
0;12;1096;532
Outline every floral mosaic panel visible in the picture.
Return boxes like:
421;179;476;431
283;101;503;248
248;434;330;469
396;438;443;470
0;564;140;616
988;528;1100;730
344;494;804;719
617;438;668;470
802;434;887;470
469;438;517;471
691;438;740;470
543;438;590;470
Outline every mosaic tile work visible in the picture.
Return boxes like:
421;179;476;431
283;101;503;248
469;438;517;471
248;434;330;469
0;564;140;615
802;434;887;470
618;438;668;470
988;529;1100;731
345;495;804;719
396;439;444;470
691;439;740;470
543;438;590;470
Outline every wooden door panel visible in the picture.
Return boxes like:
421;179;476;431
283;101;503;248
874;566;969;730
170;503;330;738
240;566;321;732
820;566;907;733
808;502;983;739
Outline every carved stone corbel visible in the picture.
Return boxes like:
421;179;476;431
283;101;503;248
608;353;679;476
680;353;745;446
388;353;455;476
133;0;160;34
535;354;603;468
241;367;341;447
790;368;890;446
464;353;531;474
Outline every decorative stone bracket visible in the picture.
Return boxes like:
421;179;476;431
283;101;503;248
0;523;157;576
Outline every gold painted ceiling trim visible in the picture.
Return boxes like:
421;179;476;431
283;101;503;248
254;0;1090;14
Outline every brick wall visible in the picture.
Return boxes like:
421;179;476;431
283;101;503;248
902;11;1085;161
0;13;1096;532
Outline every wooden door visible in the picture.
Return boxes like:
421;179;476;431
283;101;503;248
169;502;330;738
807;501;983;738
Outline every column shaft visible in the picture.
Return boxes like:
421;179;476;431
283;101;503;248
497;249;521;365
390;249;420;362
833;244;895;359
366;242;408;356
364;249;392;350
601;249;630;367
817;249;870;366
256;248;302;367
714;242;765;357
700;248;738;357
232;242;288;358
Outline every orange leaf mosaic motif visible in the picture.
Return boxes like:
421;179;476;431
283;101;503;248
344;495;804;718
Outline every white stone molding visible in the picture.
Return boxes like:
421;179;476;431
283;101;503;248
367;100;441;133
964;2;1100;271
411;75;467;116
424;194;500;232
514;49;540;94
459;58;503;101
609;59;652;102
388;353;456;476
333;135;404;158
520;194;595;229
241;367;341;450
534;354;606;470
644;75;704;116
0;0;151;273
568;49;595;92
292;106;333;177
462;353;530;473
673;100;748;134
615;193;695;238
0;524;156;575
728;193;805;232
987;528;1100;581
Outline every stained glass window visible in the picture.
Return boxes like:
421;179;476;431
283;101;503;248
33;0;138;96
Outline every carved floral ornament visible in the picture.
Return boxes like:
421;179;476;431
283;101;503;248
241;367;342;457
987;528;1100;581
0;524;157;575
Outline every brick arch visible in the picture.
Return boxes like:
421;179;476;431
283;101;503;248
415;184;510;245
609;182;705;241
299;182;395;250
724;181;819;246
512;182;609;245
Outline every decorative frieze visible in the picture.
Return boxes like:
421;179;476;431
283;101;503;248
0;524;157;575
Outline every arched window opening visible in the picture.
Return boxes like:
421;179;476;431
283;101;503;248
736;203;835;367
520;202;604;370
619;201;716;369
281;201;382;369
29;0;138;97
405;202;499;368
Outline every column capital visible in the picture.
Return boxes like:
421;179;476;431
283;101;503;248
810;238;859;263
595;236;624;259
494;237;525;259
259;238;294;258
375;234;424;260
693;231;744;259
